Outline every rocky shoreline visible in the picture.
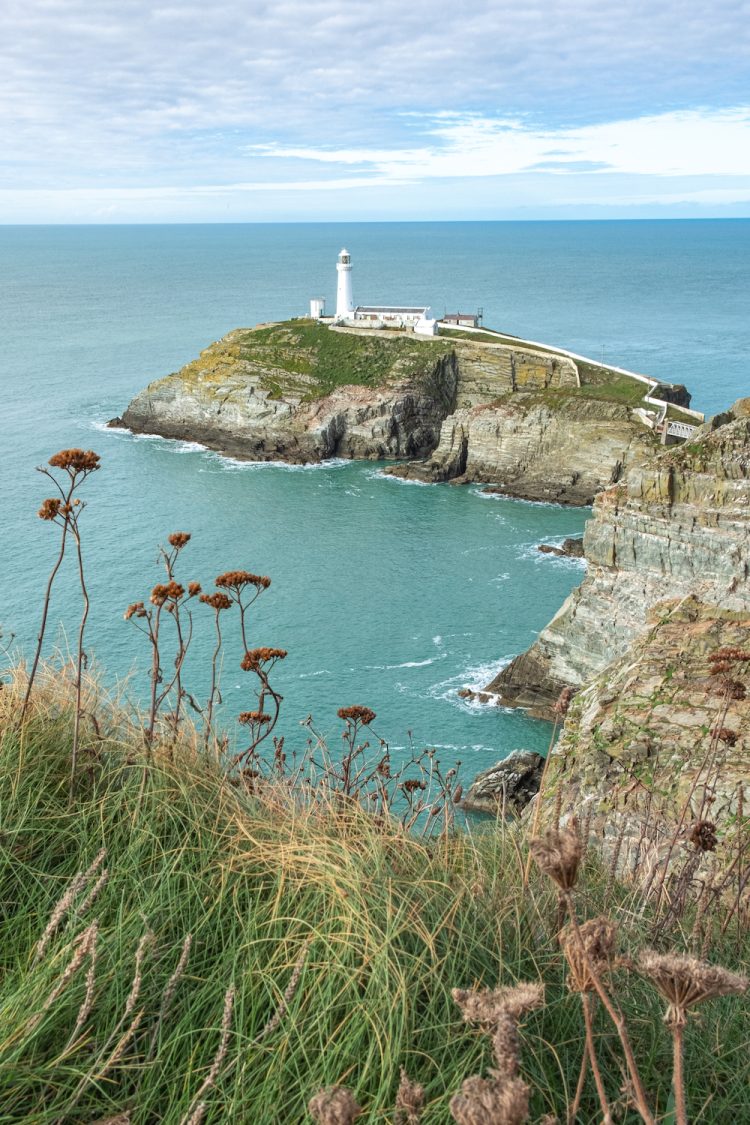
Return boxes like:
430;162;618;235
118;319;695;506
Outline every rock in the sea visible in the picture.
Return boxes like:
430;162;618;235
537;537;584;558
459;750;545;816
489;403;750;716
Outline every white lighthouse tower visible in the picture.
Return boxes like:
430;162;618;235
335;248;355;320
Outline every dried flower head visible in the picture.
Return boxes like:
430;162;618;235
216;570;271;591
48;449;101;473
638;951;747;1027
150;581;185;606
337;705;377;725
402;778;426;794
553;686;574;717
529;819;582;891
688;820;718;852
38;498;62;520
709;646;750;665
452;983;544;1028
308;1086;362;1124
168;532;191;549
124;601;147;621
238;710;272;725
560;916;618;992
187;581;202;597
199;592;232;611
711;726;738;746
449;1075;530;1125
240;647;287;671
726;680;747;700
394;1068;425;1125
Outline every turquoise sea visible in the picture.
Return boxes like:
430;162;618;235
2;221;749;774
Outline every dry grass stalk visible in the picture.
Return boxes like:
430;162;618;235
28;922;98;1032
65;919;99;1049
180;984;235;1125
638;951;747;1125
147;932;192;1060
253;936;312;1043
33;848;106;963
394;1067;425;1124
308;1086;362;1124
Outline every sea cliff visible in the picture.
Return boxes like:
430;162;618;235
489;400;750;716
119;320;692;504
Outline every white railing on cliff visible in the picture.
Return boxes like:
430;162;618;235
438;321;706;424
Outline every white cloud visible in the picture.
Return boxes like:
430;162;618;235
252;107;750;181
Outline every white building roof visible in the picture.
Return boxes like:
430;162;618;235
355;305;430;315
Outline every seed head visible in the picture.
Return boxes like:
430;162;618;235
38;498;62;520
688;820;718;852
638;950;747;1027
199;592;232;611
553;686;574;717
150;581;185;606
449;1075;530;1125
238;710;272;725
216;570;271;591
560;916;618;992
711;726;738;746
48;449;101;473
187;581;201;597
337;705;376;725
308;1086;362;1124
529;819;582;890
452;983;544;1028
168;532;191;549
394;1068;425;1124
124;601;147;620
240;647;287;671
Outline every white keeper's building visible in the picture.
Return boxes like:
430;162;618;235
309;248;438;336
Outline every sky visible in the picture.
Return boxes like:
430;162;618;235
2;0;750;222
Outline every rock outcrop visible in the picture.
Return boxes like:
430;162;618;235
459;750;544;816
537;597;749;872
538;537;584;559
386;395;655;504
489;402;750;717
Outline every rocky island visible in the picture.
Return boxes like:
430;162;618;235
118;318;698;505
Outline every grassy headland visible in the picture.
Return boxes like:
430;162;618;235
0;670;747;1124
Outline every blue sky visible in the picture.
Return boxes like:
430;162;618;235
2;0;750;222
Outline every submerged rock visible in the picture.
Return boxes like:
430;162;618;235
459;750;545;816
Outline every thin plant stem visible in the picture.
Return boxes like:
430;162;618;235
581;993;613;1125
69;517;89;799
672;1023;687;1125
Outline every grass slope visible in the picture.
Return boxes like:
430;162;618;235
0;677;747;1124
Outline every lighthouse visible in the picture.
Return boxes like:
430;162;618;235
335;248;355;320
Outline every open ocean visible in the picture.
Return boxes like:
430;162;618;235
1;220;749;775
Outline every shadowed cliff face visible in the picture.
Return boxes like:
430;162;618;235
490;404;750;716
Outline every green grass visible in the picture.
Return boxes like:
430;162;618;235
0;676;747;1123
238;321;452;401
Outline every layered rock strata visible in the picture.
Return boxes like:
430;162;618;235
120;322;670;502
122;327;459;463
459;750;544;816
489;403;750;717
537;597;749;874
386;396;655;504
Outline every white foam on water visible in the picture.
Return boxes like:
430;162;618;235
206;452;351;473
368;469;432;487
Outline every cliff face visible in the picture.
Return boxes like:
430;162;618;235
386;395;654;505
120;322;663;500
121;324;459;462
538;597;749;871
490;404;750;716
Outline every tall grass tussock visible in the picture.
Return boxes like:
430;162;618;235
0;449;747;1123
